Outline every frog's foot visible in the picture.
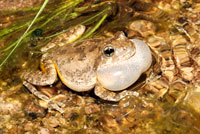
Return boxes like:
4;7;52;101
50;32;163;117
40;25;86;52
23;59;57;86
23;81;65;113
94;84;139;101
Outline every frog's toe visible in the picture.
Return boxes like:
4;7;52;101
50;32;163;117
23;81;65;113
48;101;65;113
94;84;139;101
23;81;50;101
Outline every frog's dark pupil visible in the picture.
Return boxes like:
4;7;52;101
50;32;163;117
104;47;114;57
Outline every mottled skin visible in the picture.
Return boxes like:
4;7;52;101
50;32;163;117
23;25;138;113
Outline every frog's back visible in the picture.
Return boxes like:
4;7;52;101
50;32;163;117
49;39;102;92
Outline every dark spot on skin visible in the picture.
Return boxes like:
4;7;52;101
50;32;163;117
58;49;67;55
73;41;84;47
88;45;98;52
78;56;86;61
74;46;85;54
80;46;85;50
61;38;67;43
94;55;101;70
78;53;86;61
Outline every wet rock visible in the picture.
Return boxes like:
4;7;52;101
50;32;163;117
84;104;100;114
126;20;156;38
100;114;121;133
24;121;34;131
24;100;47;118
0;128;3;134
0;0;43;10
43;116;60;128
184;86;200;114
69;95;86;107
38;86;58;98
0;97;22;115
40;127;50;134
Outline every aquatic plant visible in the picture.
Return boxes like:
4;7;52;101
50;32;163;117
0;0;114;69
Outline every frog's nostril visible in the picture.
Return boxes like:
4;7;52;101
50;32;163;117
123;31;128;37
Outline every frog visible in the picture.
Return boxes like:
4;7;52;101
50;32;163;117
23;25;152;113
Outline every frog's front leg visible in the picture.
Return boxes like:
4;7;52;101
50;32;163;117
23;59;65;113
94;83;139;101
23;59;57;86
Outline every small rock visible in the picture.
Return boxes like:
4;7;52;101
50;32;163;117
0;0;43;10
40;127;50;134
71;95;86;106
24;100;47;118
38;86;58;98
100;114;121;133
84;104;100;114
127;20;156;38
24;121;34;131
0;97;22;115
43;116;60;128
184;86;200;114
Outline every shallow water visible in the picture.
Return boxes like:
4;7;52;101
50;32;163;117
0;0;200;133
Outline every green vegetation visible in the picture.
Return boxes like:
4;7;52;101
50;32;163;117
0;0;115;68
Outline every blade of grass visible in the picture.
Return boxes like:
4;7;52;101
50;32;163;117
80;6;111;25
45;6;110;39
79;13;108;41
0;0;76;38
0;0;84;52
74;1;109;12
0;7;40;15
0;0;49;68
1;0;112;52
0;16;45;37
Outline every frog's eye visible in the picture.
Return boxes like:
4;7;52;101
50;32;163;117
103;45;115;57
